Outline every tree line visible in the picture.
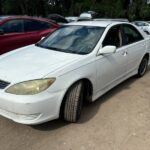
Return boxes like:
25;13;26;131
0;0;150;20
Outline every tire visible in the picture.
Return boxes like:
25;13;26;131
137;56;148;77
63;81;83;123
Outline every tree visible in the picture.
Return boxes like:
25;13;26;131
0;0;2;15
1;0;150;20
139;4;150;20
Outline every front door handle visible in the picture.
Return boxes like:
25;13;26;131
122;51;128;56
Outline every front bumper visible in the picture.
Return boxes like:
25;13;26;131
0;90;65;125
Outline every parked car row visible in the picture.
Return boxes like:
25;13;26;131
1;13;150;55
66;11;150;35
0;17;150;125
132;21;150;35
66;11;129;22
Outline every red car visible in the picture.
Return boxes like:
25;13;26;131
0;16;59;54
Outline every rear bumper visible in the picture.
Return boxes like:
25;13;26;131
0;90;65;125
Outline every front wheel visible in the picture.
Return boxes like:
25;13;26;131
63;81;83;123
137;56;148;77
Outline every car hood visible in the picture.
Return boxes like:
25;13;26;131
0;45;82;83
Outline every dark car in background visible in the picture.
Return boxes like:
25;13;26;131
47;14;68;24
0;16;59;54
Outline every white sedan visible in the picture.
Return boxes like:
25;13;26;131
0;21;149;125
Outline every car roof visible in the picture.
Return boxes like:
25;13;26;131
0;15;58;25
68;21;127;27
0;16;11;20
94;18;129;22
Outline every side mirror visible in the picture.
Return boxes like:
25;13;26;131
97;46;117;55
41;37;45;40
0;29;4;35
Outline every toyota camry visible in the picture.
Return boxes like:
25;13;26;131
0;21;149;125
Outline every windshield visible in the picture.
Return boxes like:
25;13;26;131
36;25;105;55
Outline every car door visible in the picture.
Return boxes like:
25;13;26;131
22;19;41;45
0;19;25;54
96;25;128;93
122;24;146;75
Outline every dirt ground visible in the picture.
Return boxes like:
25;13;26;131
1;69;150;150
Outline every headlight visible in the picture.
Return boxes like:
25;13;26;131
5;78;55;95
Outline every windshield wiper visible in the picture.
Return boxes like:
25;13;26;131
66;49;89;55
36;43;88;55
36;44;63;51
35;43;55;50
35;43;46;48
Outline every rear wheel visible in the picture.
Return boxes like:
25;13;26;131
63;81;83;122
137;56;148;77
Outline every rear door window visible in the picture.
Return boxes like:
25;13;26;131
24;20;52;32
123;24;144;45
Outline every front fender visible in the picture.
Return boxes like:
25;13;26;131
46;60;97;96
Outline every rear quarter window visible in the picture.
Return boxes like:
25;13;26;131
123;24;144;45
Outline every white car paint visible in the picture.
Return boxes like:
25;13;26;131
65;16;78;22
0;21;150;125
79;13;92;19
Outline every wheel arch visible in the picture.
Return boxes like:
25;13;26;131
144;53;149;60
59;78;93;118
139;53;149;65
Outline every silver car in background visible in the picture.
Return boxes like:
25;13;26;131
132;21;150;35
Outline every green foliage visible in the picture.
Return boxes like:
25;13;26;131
0;0;150;20
139;5;150;20
128;2;137;21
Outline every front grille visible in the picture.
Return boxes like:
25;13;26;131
0;80;10;89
